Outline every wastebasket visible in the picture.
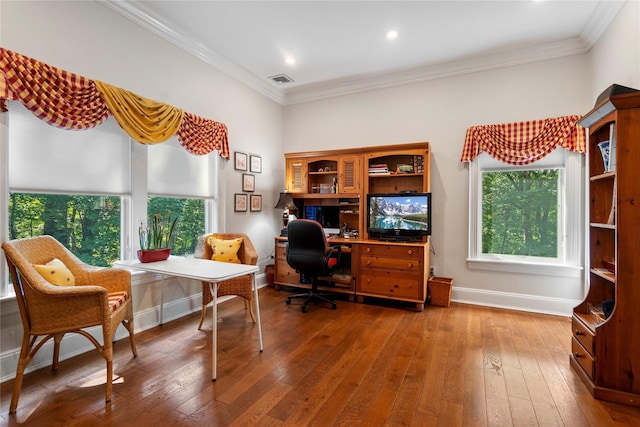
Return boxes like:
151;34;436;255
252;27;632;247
265;264;275;287
428;276;453;307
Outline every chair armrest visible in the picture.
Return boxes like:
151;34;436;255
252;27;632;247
27;281;112;332
79;268;132;294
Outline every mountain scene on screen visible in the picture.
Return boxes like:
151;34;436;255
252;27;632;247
370;197;429;230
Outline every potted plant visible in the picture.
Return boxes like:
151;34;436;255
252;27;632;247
137;214;177;263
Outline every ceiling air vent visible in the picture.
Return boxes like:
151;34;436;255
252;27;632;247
268;74;294;84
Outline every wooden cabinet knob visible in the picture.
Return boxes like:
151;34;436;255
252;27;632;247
366;247;371;253
407;262;413;268
574;330;584;336
573;352;583;359
407;249;413;255
366;260;371;265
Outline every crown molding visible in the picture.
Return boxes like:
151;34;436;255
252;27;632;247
283;37;593;105
99;0;625;107
98;0;285;105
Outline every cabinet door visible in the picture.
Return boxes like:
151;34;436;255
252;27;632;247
285;158;307;193
339;155;361;194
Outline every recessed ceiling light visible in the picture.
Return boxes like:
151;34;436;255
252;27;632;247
285;56;296;65
386;30;398;40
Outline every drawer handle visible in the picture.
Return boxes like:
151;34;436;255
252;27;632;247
574;330;584;336
367;247;371;253
407;262;413;268
407;249;413;255
366;260;371;265
573;352;583;359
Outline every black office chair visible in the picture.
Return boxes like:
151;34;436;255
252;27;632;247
285;219;342;312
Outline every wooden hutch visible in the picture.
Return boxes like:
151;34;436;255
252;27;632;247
275;142;431;311
571;88;640;406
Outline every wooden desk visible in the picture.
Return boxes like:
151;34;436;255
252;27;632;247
274;237;430;310
274;236;355;299
115;256;262;380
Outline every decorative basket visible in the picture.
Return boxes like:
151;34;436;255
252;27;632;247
137;248;171;263
428;276;453;307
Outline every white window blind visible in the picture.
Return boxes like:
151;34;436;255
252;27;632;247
8;101;131;194
147;136;216;198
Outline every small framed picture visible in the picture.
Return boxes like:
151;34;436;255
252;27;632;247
234;152;247;171
242;173;255;192
234;193;248;212
250;194;262;212
250;155;262;173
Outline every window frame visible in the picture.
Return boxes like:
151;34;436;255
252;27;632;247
467;149;584;278
1;103;220;297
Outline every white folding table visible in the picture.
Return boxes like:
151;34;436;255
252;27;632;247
115;256;262;380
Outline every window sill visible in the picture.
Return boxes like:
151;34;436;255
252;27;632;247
467;258;583;278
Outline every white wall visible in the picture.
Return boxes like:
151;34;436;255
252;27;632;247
588;0;640;100
283;1;639;316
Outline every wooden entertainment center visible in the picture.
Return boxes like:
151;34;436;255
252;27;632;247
274;142;431;311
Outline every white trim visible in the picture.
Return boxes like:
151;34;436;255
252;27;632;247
468;149;584;275
451;286;580;317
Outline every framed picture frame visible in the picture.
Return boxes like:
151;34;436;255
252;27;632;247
242;173;255;192
234;151;248;171
250;155;262;173
234;193;248;212
250;194;262;212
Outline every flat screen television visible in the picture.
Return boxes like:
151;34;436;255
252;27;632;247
367;192;431;241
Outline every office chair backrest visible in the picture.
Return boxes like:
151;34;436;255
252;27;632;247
286;219;332;276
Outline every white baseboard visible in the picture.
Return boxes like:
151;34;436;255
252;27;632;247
451;286;580;317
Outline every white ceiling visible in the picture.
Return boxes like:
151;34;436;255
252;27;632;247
101;1;625;105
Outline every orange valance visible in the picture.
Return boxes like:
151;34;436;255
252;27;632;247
461;115;586;165
0;47;229;158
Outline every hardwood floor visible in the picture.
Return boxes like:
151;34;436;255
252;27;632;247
2;287;640;426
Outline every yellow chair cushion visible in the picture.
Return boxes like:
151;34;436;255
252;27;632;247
207;236;243;264
33;258;75;286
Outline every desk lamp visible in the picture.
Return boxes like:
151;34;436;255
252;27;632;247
274;192;297;236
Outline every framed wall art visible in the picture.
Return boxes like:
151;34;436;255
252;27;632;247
234;151;248;171
250;154;262;173
234;193;248;212
242;173;255;192
250;194;262;212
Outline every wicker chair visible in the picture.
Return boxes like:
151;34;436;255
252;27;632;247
194;233;258;330
1;235;137;413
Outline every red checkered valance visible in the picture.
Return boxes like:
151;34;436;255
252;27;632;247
0;47;229;158
461;115;586;165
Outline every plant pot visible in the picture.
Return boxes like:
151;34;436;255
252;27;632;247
137;248;171;263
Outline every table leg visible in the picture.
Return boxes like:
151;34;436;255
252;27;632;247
210;281;219;381
253;273;263;352
159;274;166;325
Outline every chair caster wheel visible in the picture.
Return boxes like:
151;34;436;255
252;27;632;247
286;298;291;305
301;306;308;313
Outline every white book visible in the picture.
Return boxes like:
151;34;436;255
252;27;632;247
608;123;616;172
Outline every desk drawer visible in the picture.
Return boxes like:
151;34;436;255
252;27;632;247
359;270;423;300
572;337;595;379
572;316;595;357
360;244;422;259
360;255;421;272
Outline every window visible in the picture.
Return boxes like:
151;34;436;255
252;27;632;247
8;193;121;267
482;168;560;258
147;196;205;256
468;149;583;277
